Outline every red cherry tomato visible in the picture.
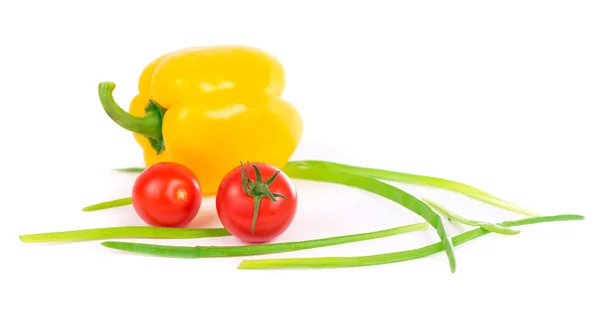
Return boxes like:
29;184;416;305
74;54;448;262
132;162;202;227
216;163;298;243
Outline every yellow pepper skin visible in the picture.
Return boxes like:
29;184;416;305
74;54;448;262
98;46;303;195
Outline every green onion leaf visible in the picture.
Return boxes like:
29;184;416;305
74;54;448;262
113;161;538;217
237;214;584;270
101;223;428;258
114;167;145;172
19;227;230;243
422;198;520;235
282;164;457;273
81;197;132;212
286;160;538;216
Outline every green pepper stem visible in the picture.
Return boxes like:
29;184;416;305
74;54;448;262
98;82;163;140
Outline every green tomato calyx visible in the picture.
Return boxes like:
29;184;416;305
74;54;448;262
240;162;288;234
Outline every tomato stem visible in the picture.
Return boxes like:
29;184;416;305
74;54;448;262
239;162;288;234
251;197;261;234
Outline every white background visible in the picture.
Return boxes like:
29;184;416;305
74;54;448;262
2;1;599;309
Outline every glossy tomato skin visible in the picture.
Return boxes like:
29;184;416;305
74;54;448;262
132;162;202;227
216;163;297;243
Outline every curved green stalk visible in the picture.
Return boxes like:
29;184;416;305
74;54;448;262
98;82;163;140
114;167;145;173
99;82;165;153
422;198;520;235
111;160;538;217
19;227;230;243
110;161;538;217
101;223;429;258
237;214;584;269
281;165;457;273
81;197;132;212
286;160;538;216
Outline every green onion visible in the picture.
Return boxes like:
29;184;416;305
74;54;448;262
236;214;584;270
101;223;428;258
112;161;539;216
281;164;457;273
111;160;536;217
286;160;539;216
19;227;230;243
422;198;520;235
114;167;145;173
110;164;457;272
104;160;542;273
81;197;132;212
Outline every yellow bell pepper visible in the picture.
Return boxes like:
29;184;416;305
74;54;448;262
98;45;303;195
